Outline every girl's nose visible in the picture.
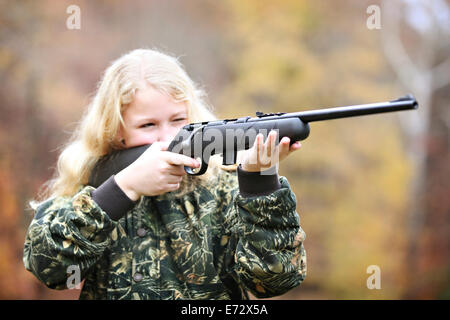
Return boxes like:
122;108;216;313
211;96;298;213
157;123;175;143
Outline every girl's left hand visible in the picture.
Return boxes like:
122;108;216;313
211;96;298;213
239;130;302;172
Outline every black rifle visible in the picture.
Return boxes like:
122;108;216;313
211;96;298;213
88;94;418;187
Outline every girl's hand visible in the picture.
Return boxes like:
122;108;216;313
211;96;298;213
114;142;200;201
239;131;302;173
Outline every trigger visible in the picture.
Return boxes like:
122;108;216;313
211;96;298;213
184;160;209;175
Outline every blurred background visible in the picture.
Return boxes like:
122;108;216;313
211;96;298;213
0;0;449;299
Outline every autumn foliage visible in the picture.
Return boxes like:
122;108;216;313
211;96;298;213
0;0;448;299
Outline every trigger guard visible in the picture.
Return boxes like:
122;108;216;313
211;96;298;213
184;161;208;175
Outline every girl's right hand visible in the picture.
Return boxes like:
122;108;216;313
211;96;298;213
114;142;200;201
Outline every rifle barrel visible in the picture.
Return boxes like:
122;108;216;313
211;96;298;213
248;94;418;123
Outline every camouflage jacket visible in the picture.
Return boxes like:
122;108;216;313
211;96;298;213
23;167;306;300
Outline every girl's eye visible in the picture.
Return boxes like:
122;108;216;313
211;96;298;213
140;123;155;128
173;118;186;122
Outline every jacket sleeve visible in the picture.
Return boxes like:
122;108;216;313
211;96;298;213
23;186;118;290
219;168;307;298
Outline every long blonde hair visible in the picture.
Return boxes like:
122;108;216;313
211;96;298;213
33;48;227;207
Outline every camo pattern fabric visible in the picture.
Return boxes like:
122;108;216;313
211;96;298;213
23;169;307;300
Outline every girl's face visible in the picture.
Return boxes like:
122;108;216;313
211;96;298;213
119;84;189;148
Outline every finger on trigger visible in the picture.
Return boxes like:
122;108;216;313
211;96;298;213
168;153;199;168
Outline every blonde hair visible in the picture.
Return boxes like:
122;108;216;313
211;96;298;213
33;48;229;207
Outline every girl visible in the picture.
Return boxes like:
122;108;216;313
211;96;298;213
23;48;307;300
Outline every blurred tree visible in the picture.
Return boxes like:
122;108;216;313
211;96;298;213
381;0;450;299
1;0;447;300
0;0;61;299
219;0;412;299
